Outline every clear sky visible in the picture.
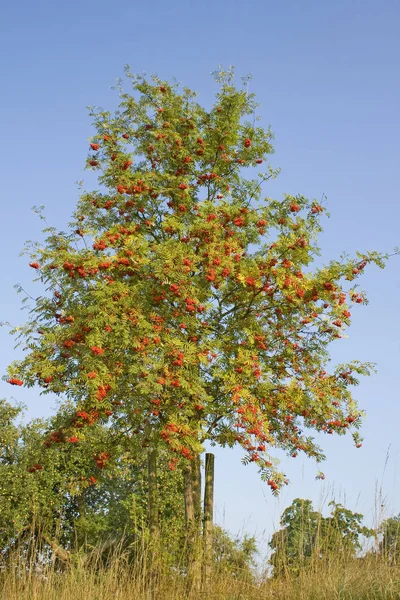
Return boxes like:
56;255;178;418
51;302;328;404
1;0;400;560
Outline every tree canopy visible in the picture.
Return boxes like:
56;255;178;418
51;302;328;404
5;67;389;494
269;497;373;577
378;515;400;565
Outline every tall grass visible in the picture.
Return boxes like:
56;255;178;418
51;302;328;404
2;477;399;600
2;546;400;599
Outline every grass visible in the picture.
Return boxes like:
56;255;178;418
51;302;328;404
2;481;398;600
2;551;400;600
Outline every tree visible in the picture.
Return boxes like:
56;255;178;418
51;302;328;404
0;399;187;569
321;502;373;556
268;498;373;577
212;525;257;581
3;66;392;584
0;397;261;587
378;515;400;565
269;498;321;577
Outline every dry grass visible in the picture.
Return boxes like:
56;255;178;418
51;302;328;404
2;552;400;600
264;556;400;600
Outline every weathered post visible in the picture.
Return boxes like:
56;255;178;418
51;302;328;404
185;458;202;595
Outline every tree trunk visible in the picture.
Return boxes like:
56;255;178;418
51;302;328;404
184;466;195;526
184;458;202;596
202;452;215;591
148;448;159;537
75;494;86;548
192;453;202;524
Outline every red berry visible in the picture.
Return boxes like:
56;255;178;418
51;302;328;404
122;160;133;171
7;378;23;386
311;204;323;214
91;346;105;355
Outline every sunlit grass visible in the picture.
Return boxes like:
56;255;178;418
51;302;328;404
2;549;400;600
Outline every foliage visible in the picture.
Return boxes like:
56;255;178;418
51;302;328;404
3;544;400;600
378;515;400;565
268;497;374;577
212;525;257;580
0;400;258;578
4;67;390;495
0;400;186;565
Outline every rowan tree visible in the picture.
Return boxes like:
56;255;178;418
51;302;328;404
5;66;390;497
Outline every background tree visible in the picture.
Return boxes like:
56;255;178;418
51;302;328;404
378;515;400;566
268;497;373;578
212;525;257;581
0;399;187;569
320;501;374;557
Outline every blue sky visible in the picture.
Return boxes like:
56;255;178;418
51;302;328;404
1;0;399;559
